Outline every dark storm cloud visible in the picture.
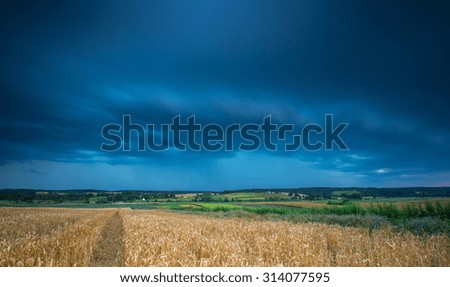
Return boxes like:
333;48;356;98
0;0;449;188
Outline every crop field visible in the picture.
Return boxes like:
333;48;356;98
0;207;448;267
0;208;115;266
249;201;328;208
358;197;450;208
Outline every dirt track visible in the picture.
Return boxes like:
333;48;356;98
89;211;123;266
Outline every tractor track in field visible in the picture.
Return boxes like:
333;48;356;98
89;210;124;266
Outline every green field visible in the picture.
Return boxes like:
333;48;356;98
332;190;361;196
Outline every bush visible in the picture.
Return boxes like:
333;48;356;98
400;217;449;236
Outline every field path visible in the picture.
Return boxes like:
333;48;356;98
89;210;124;266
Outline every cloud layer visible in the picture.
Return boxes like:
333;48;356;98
1;0;449;189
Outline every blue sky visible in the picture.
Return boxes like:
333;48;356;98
0;0;449;190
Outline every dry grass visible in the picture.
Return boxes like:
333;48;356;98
122;210;449;267
0;208;114;266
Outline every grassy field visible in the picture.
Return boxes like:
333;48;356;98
158;197;450;218
358;197;450;207
0;207;449;267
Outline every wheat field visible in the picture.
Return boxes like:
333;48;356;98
0;208;448;267
122;210;449;267
0;208;114;266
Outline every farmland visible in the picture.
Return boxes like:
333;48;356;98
0;206;449;267
0;208;114;266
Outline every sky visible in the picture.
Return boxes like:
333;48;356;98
0;0;449;190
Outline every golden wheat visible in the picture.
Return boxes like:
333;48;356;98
122;210;449;267
1;208;448;267
0;208;114;266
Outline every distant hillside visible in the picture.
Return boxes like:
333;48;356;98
0;187;449;203
223;187;450;199
0;189;202;203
